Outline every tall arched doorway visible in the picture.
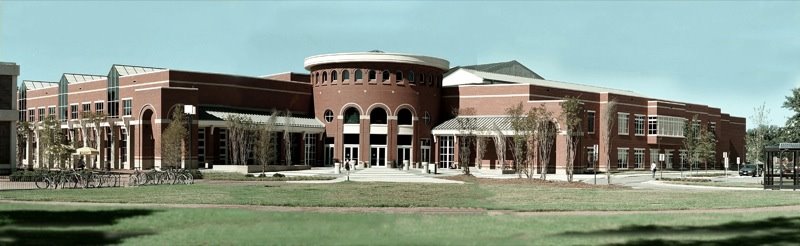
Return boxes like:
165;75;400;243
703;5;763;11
140;108;155;170
342;107;360;165
396;108;413;168
369;107;388;167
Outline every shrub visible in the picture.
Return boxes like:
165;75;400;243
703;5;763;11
245;173;254;177
188;169;203;180
258;173;266;178
273;173;285;178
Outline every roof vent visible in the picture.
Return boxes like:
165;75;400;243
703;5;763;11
368;50;385;53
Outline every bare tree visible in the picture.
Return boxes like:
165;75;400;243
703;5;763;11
284;110;294;166
256;109;279;174
600;99;617;184
16;121;31;170
475;136;488;170
532;104;556;180
162;106;187;169
453;107;478;175
683;115;701;173
560;96;583;182
506;102;530;178
225;114;256;165
492;123;507;171
747;102;769;165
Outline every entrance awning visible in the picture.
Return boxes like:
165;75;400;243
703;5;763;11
432;116;516;136
199;109;325;134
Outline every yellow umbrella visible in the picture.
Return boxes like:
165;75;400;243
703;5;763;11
75;146;100;155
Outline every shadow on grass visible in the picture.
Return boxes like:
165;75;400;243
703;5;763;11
563;216;800;246
0;209;155;245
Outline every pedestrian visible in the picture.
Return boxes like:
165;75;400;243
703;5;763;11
651;162;657;178
344;159;351;181
78;157;86;170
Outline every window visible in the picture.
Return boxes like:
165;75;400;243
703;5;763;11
382;70;390;81
665;150;674;169
395;71;403;82
634;114;645;136
440;136;454;169
587;146;597;168
617;148;629;169
368;70;376;80
709;122;717;139
219;129;228;164
370;108;387;125
121;129;128;163
420;139;431;163
650;149;660;167
82;103;91;115
408;71;415;84
70;105;78;119
304;133;316;166
397;108;412;125
648;116;658;135
342;70;350;81
331;71;338;81
649;116;686;137
355;70;363;81
324;110;334;123
634;148;645;169
28;109;34;122
198;128;205;163
123;99;132;116
587;111;596;134
95;102;104;114
48;106;56;116
419;74;426;84
322;72;327;82
315;73;319;84
423;111;431;126
37;108;45;121
617;113;629;135
344;107;360;124
679;149;687;169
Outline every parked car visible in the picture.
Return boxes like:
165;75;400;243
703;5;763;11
739;164;762;177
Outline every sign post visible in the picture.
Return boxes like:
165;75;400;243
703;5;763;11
659;153;665;179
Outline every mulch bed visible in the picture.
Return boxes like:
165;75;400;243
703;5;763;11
442;175;628;189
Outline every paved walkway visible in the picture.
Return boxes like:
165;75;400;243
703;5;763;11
344;168;463;184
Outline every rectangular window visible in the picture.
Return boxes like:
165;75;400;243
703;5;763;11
123;99;132;116
634;148;645;169
679;149;687;170
197;128;205;164
95;102;104;114
617;113;629;135
650;148;660;167
70;105;78;119
617;148;629;169
82;103;91;113
48;106;56;116
587;146;597;169
304;133;317;166
37;108;45;121
420;139;431;163
439;136;454;169
121;130;128;164
634;114;645;136
666;150;674;169
28;109;34;122
587;111;596;134
648;116;658;135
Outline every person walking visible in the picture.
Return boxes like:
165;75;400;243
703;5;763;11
651;162;657;179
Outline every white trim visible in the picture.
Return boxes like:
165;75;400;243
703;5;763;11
172;80;311;95
304;52;450;71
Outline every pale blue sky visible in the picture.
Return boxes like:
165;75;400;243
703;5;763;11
2;1;798;129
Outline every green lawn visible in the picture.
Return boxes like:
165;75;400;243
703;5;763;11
3;180;800;211
203;172;337;181
0;203;797;245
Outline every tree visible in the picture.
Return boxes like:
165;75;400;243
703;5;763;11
39;116;71;169
560;96;583;182
747;103;770;165
492;123;507;171
747;125;787;163
16;121;31;171
255;110;279;174
683;115;700;173
531;104;556;180
506;102;530;178
698;126;717;172
225;114;256;165
600;99;617;184
283;109;294;165
453;107;478;175
162;106;187;169
784;87;800;142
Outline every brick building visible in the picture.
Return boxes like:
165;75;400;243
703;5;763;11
0;62;19;174
17;52;746;173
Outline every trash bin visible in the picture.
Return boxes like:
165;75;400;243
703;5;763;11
334;162;341;174
403;160;410;171
428;163;437;174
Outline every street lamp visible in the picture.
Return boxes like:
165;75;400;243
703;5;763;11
183;104;196;169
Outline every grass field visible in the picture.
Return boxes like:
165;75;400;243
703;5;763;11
0;203;797;245
3;178;800;211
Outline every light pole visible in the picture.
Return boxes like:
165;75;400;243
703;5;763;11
183;104;196;169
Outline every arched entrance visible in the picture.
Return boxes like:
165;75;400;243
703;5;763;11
396;108;413;168
140;108;155;170
369;107;387;167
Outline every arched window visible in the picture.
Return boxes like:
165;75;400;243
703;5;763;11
342;70;350;81
331;71;338;81
322;72;327;82
408;71;415;84
370;107;387;124
368;70;376;81
315;72;320;84
395;71;403;82
324;110;334;123
419;74;425;85
355;70;363;81
382;70;390;81
344;107;360;124
398;108;412;125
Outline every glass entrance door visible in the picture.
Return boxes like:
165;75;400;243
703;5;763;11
398;146;411;167
344;145;359;164
370;146;386;167
324;144;334;166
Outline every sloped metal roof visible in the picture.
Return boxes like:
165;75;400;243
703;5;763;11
766;143;800;151
204;110;324;129
457;68;643;97
22;80;58;90
433;116;515;131
62;73;106;84
449;60;544;79
112;64;166;76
